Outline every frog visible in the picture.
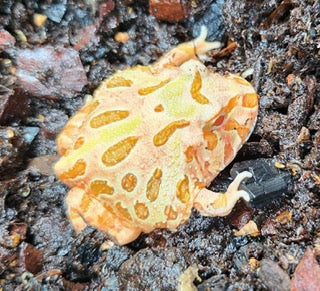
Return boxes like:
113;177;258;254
54;27;258;245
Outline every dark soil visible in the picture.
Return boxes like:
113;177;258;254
0;0;319;290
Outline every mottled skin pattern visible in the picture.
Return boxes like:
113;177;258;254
55;28;259;245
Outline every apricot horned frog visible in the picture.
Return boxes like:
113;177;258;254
55;27;259;245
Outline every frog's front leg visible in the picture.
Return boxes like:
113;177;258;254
66;187;142;245
194;171;252;217
152;26;221;70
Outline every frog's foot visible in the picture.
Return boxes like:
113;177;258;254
66;187;142;245
194;171;252;217
152;26;221;70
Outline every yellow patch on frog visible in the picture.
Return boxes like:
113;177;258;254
190;70;210;104
102;136;139;167
138;79;170;96
73;137;85;150
153;120;190;146
211;193;227;209
55;116;142;170
160;74;198;118
134;202;149;220
90;180;114;196
165;205;178;220
121;173;137;192
90;110;129;128
59;159;86;180
146;168;162;202
176;175;190;203
106;76;133;88
115;202;132;221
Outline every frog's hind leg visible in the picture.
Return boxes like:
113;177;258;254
194;171;252;217
66;187;142;245
152;26;221;70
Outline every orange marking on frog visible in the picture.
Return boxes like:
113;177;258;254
102;136;139;167
184;146;195;163
153;120;190;146
80;194;91;212
165;205;178;220
138;79;170;96
79;100;99;114
115;202;132;221
106;76;133;88
90;180;114;196
134;202;149;219
154;104;164;112
203;130;218;150
224;140;234;164
146;168;162;201
242;93;258;108
224;119;250;141
190;70;209;104
225;96;238;113
90;110;129;128
121;173;137;192
73;137;85;149
59;159;86;180
176;175;190;203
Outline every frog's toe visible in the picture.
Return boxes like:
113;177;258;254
194;171;252;217
66;187;141;245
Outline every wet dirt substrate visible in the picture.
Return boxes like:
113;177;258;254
0;0;319;290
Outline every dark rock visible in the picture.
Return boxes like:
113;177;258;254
44;4;66;23
261;219;277;236
9;223;28;241
189;0;225;41
0;86;29;124
197;274;228;291
229;200;255;229
0;126;39;176
104;245;133;272
15;46;87;99
19;243;44;274
27;155;59;176
40;108;69;140
0;29;15;51
149;0;190;23
0;245;17;275
258;259;291;291
118;247;191;290
291;248;320;291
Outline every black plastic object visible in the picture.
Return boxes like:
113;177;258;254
230;158;292;208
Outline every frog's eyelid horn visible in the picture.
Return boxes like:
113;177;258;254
193;25;221;57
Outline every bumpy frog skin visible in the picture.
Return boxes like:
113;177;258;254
54;28;258;245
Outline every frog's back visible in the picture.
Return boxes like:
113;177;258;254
55;60;258;232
